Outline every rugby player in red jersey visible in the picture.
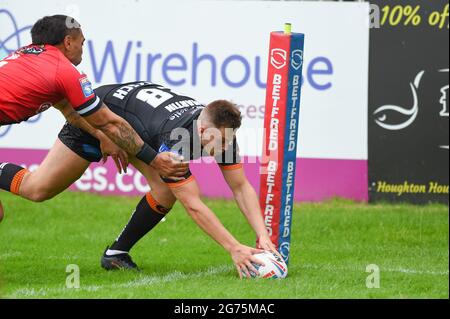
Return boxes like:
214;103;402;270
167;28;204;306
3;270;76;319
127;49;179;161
0;15;188;218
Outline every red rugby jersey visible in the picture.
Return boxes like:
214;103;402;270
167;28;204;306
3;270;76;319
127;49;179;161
0;44;101;125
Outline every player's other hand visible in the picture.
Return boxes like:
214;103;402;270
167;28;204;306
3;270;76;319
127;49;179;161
230;244;265;279
256;234;282;259
151;152;189;181
99;135;129;174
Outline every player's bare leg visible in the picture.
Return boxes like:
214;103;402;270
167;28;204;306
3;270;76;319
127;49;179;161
101;156;176;271
18;139;90;202
0;200;4;222
130;156;177;207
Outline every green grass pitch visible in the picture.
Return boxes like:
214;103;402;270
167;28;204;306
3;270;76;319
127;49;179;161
0;192;448;298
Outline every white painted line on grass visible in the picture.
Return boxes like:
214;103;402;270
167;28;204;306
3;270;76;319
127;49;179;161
299;263;449;276
8;265;234;298
0;252;22;260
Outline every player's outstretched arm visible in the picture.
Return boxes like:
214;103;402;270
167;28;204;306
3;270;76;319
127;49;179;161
170;178;265;278
220;166;278;254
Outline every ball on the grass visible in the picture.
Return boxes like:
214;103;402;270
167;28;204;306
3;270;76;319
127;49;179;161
243;251;288;279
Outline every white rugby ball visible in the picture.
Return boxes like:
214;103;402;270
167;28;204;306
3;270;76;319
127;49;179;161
243;251;288;279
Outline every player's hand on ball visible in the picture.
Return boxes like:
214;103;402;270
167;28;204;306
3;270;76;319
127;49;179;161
151;152;189;181
99;135;129;174
230;244;265;279
257;234;282;259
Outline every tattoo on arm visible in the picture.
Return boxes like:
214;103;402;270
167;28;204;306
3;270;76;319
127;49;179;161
64;109;79;125
106;122;143;155
65;109;100;138
58;102;144;155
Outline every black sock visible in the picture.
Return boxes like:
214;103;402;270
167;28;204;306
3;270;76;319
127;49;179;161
109;193;171;252
0;163;28;194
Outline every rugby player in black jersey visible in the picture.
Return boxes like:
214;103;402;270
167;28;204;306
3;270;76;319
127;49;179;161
12;81;278;278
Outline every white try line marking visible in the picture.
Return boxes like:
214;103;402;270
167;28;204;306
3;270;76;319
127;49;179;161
0;252;23;260
8;265;234;298
6;263;448;298
299;263;449;276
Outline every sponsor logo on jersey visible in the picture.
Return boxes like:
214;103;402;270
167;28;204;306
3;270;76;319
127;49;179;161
165;99;203;113
18;45;45;55
79;76;94;98
37;102;52;114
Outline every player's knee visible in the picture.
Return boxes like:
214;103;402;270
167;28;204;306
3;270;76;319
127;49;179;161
28;189;55;203
146;192;174;215
161;197;176;212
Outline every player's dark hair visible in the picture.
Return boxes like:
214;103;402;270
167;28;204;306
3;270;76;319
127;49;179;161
31;15;81;45
206;100;242;129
